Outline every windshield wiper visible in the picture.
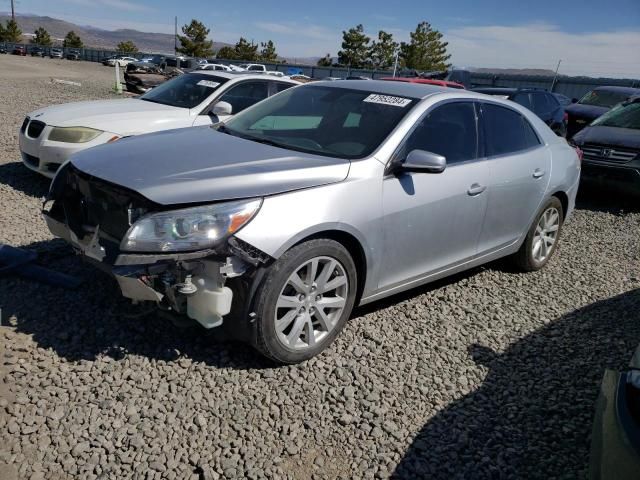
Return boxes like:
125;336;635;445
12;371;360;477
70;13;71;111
240;134;288;149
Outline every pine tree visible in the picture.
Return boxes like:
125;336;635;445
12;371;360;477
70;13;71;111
63;31;83;48
176;19;213;58
259;40;277;62
317;54;332;67
116;40;138;53
31;27;52;46
0;22;7;42
399;21;451;71
216;46;236;60
4;19;22;42
337;24;370;68
233;37;258;61
368;30;398;69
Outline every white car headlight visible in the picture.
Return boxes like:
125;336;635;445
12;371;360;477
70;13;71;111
121;199;262;253
48;127;103;143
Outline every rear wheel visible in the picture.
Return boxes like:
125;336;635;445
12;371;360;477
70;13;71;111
513;197;564;271
253;239;357;364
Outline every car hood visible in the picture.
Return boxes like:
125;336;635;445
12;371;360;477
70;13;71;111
28;99;189;134
565;103;609;120
573;125;640;149
69;126;351;205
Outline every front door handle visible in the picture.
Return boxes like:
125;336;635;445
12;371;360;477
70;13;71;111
467;183;486;196
533;168;546;178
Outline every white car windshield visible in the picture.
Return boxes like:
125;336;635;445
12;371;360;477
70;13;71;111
222;85;417;159
140;73;229;109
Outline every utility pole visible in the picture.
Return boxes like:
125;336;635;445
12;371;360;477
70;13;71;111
174;16;177;56
551;59;562;92
392;49;399;78
11;0;16;20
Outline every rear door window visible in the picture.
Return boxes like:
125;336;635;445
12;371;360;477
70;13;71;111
512;93;533;111
531;93;553;115
481;103;541;156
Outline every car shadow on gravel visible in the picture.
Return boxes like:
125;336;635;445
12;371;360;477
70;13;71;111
391;288;640;479
1;240;270;370
0;161;51;198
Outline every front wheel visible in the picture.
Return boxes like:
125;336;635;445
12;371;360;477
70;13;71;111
512;197;564;271
252;239;357;364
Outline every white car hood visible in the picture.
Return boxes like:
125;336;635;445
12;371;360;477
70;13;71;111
27;99;193;135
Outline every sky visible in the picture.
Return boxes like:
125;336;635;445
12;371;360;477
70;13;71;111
6;0;640;78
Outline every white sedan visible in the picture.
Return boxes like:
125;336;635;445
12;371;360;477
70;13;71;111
19;72;299;178
106;56;137;67
198;63;231;72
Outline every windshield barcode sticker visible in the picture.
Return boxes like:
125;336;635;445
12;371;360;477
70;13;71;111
197;80;221;88
363;94;412;107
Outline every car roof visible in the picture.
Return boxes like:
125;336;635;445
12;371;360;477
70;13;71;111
472;87;551;95
593;85;640;94
188;71;299;83
313;79;447;98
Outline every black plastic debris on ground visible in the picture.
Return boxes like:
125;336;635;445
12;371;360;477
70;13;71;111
0;243;81;289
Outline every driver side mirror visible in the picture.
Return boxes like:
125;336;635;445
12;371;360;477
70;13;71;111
211;101;233;116
399;149;447;173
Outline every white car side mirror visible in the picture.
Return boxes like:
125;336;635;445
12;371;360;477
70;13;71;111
211;101;233;116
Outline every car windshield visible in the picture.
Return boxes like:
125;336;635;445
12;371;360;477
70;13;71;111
222;85;417;159
139;73;229;109
591;101;640;130
578;89;630;108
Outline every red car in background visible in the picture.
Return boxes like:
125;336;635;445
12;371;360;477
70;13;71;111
12;45;27;56
380;76;465;89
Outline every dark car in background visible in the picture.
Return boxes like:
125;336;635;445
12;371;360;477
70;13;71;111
66;49;81;61
566;86;640;138
473;87;567;136
572;96;640;196
12;45;26;56
30;47;45;57
0;44;7;54
553;93;575;107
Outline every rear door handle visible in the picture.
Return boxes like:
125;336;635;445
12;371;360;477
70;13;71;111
467;183;486;196
533;168;545;178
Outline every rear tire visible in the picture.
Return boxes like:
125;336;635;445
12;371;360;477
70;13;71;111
252;239;357;364
513;197;564;271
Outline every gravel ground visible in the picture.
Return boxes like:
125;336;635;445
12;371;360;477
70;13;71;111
1;56;639;480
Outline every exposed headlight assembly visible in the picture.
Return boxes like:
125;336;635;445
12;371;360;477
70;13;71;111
48;127;103;143
121;199;262;253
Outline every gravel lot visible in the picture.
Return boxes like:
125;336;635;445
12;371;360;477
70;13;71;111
1;55;639;480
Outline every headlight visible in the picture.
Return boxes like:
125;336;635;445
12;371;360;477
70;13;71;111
121;199;262;252
48;127;103;143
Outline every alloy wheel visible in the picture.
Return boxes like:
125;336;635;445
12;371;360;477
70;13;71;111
532;207;560;263
274;256;349;350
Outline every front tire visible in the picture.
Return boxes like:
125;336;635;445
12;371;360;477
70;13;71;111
253;239;357;364
513;197;564;271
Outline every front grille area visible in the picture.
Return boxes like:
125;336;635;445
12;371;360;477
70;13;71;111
22;152;40;168
582;144;638;164
27;120;46;139
20;117;29;133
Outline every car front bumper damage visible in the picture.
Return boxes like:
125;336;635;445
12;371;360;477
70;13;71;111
42;170;272;330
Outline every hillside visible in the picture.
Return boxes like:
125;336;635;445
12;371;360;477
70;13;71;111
0;13;231;54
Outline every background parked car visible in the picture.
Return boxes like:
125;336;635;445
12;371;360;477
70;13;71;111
12;45;26;56
0;44;7;54
553;92;575;107
19;71;299;177
198;63;232;72
566;86;640;138
473;87;567;136
381;76;465;89
49;48;63;59
66;49;81;61
571;96;640;196
29;47;45;57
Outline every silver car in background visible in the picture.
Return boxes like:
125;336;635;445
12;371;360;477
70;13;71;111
43;81;581;363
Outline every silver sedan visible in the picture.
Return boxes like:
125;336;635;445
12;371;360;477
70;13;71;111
44;80;581;363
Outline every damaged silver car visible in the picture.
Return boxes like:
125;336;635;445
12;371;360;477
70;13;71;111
43;81;581;363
